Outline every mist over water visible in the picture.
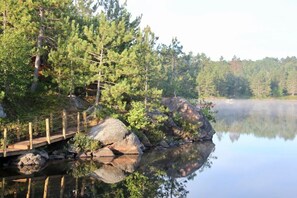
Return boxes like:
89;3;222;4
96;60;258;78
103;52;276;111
212;99;297;140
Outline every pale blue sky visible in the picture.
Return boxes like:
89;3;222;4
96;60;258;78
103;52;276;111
124;0;297;60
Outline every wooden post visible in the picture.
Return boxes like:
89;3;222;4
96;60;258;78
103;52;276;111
43;177;49;198
29;122;33;150
59;176;65;198
26;178;31;198
45;118;50;144
16;119;21;141
3;128;7;157
83;112;87;132
50;113;53;133
77;112;80;133
62;110;67;139
34;116;38;136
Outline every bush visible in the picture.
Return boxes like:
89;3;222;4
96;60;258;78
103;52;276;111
127;102;150;130
72;133;100;153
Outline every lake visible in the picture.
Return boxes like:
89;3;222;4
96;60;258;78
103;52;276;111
187;99;297;197
0;99;296;197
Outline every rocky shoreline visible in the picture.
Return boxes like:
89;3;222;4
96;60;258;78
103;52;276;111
2;97;215;173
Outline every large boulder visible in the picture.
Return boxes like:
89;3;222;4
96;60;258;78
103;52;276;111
88;118;129;145
109;133;144;155
162;97;215;141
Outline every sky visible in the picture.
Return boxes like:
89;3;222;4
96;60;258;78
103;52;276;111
123;0;297;61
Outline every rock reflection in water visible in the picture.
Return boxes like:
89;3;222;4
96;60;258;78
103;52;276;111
0;142;215;197
90;155;141;184
139;141;215;178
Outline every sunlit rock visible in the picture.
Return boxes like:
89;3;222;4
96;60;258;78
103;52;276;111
109;133;144;155
92;147;115;157
88;118;129;145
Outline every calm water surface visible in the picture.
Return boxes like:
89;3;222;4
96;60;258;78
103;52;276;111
188;99;297;198
0;99;296;197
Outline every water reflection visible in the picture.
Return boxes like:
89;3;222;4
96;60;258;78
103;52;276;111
213;100;297;140
0;142;215;197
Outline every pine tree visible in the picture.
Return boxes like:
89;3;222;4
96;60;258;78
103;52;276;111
0;1;32;101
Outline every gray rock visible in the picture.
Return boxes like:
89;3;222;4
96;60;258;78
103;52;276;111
13;153;46;166
90;165;126;184
162;97;215;141
36;150;49;160
0;103;6;118
109;133;144;155
88;118;129;145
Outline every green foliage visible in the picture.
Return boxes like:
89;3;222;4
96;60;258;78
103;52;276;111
127;102;149;130
125;172;150;198
199;99;217;123
73;133;100;153
0;30;32;101
172;112;200;136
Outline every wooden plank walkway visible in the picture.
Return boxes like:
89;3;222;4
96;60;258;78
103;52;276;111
0;128;77;158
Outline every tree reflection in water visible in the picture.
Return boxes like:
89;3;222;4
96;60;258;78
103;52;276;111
213;100;297;141
0;141;215;197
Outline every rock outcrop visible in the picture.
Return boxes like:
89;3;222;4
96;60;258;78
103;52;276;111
162;97;215;141
87;118;144;156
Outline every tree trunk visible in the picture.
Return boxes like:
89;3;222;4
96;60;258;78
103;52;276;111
95;48;104;106
144;63;148;109
31;7;44;92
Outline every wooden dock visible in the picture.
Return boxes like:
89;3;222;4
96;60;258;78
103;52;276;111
0;129;77;157
1;108;96;158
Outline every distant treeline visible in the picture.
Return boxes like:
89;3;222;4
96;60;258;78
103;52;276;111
197;56;297;98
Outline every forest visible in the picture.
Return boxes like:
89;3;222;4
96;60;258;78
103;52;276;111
0;0;297;120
